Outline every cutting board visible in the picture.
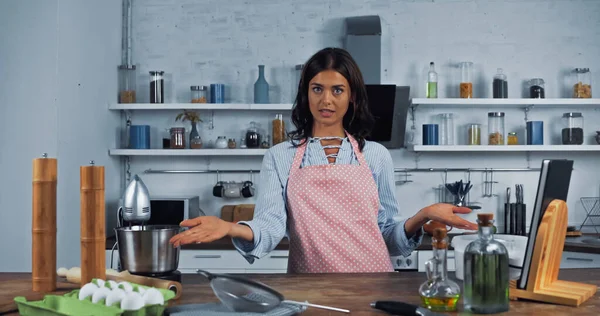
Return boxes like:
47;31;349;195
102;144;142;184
0;280;77;314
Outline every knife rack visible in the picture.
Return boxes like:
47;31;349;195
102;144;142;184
509;199;597;307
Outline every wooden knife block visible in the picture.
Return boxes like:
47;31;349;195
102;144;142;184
509;199;597;307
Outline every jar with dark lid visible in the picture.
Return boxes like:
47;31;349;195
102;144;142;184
529;78;545;98
191;85;208;103
170;127;185;149
561;112;584;145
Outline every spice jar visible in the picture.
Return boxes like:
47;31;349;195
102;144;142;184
529;78;545;98
488;112;505;145
272;114;286;145
118;65;136;103
170;127;185;149
228;138;236;149
459;62;473;98
190;86;208;103
573;68;592;98
507;132;518;145
467;124;481;145
492;68;508;98
561;112;584;145
190;135;202;149
261;135;270;149
150;70;165;103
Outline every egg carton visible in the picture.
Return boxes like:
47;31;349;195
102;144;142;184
14;278;176;316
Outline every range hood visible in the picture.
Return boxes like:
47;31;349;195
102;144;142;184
344;15;411;149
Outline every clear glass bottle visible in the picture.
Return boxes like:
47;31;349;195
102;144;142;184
493;68;508;98
573;68;592;98
427;62;438;98
191;85;208;103
118;65;137;103
419;228;460;312
460;62;473;98
439;113;454;145
463;213;510;314
561;112;584;145
467;124;481;145
488;112;505;145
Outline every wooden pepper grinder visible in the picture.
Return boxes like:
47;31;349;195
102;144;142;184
80;160;106;285
32;153;57;292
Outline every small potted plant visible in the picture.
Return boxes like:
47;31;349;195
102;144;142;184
175;110;203;148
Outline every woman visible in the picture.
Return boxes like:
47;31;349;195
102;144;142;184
170;47;477;273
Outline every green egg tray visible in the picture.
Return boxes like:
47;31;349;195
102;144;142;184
14;278;176;316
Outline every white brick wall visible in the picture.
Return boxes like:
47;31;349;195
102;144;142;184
121;0;600;234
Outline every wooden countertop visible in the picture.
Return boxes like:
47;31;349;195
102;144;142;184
2;270;599;315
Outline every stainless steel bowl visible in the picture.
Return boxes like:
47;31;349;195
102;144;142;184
115;225;182;274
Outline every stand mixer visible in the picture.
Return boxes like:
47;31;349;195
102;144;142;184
112;174;183;282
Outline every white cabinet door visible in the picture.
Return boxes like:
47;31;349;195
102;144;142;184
560;251;600;269
417;250;456;272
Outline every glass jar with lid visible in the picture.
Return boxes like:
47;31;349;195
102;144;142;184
467;123;481;145
190;85;208;103
459;62;473;98
561;112;584;145
118;65;137;103
150;70;165;103
170;127;185;149
573;68;592;98
529;78;545;98
488;112;505;145
245;122;261;148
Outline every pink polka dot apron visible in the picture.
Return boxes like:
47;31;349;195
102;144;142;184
286;133;394;273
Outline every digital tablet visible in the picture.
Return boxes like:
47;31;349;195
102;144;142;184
518;159;574;289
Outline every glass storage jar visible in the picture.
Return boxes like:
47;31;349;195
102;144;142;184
561;112;584;145
190;85;208;103
150;70;165;103
118;65;137;103
245;122;261;148
467;123;481;145
170;127;185;149
460;62;474;98
573;68;592;98
529;78;545;98
488;112;505;145
439;113;454;145
272;114;286;145
493;68;508;98
507;132;518;145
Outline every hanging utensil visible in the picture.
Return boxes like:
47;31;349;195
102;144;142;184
194;270;350;313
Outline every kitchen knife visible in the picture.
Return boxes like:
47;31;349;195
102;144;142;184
504;187;510;234
370;301;445;316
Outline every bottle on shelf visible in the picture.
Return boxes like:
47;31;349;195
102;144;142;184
426;62;438;99
493;68;508;98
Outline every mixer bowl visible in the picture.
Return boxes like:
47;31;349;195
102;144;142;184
115;225;182;274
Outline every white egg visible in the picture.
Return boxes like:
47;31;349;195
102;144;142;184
91;287;111;304
78;282;99;300
142;288;164;305
107;280;119;289
95;279;105;288
118;281;133;293
105;288;126;307
137;287;146;295
120;292;145;311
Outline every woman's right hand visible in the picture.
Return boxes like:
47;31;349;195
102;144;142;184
169;216;233;247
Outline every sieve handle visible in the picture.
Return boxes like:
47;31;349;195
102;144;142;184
283;300;350;313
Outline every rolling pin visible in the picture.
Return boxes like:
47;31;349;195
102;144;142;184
57;267;183;300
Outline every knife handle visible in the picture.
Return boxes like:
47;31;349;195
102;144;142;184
371;301;418;315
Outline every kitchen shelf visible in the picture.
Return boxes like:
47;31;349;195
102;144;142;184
109;149;269;156
411;98;600;108
409;145;600;152
109;103;293;111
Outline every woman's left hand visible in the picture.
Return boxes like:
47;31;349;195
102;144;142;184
424;203;478;230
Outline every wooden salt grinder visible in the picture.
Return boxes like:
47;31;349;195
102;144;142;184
32;153;57;292
80;161;106;285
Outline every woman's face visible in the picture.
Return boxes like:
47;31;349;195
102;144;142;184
308;70;352;129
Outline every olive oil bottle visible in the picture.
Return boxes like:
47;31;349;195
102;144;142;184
463;213;510;314
419;228;460;312
426;62;438;98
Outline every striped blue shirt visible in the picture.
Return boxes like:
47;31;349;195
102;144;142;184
232;137;424;264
